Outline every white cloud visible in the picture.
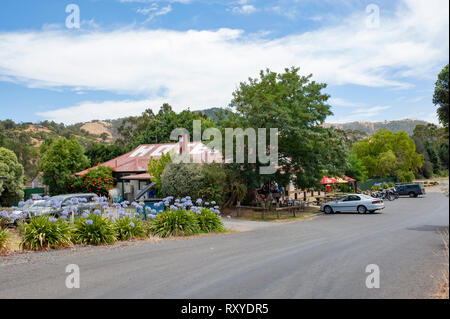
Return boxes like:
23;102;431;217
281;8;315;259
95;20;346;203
36;99;163;124
137;4;172;22
232;4;257;15
0;0;448;123
329;97;366;108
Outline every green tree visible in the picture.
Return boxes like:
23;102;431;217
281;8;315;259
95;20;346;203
433;64;449;132
345;153;368;182
85;143;126;166
0;147;25;207
118;104;215;148
160;163;204;199
219;67;349;191
40;136;90;195
352;129;423;182
147;152;172;196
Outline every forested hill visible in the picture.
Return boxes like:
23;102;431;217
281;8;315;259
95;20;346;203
0;114;431;184
323;119;430;136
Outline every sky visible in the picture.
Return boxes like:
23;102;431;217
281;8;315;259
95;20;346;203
0;0;448;125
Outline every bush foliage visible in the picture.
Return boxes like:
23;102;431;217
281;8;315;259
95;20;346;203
148;209;200;238
20;216;73;250
114;216;147;241
195;208;225;233
0;228;9;253
73;213;116;245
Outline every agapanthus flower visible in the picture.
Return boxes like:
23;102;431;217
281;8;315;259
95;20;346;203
211;201;216;205
129;222;135;228
94;209;102;216
50;217;58;223
196;198;202;205
86;219;94;225
149;214;157;219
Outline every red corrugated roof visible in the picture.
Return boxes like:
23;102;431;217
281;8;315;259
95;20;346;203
121;173;152;180
76;142;222;176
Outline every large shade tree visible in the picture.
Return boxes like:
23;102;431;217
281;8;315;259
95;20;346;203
40;136;90;195
0;147;25;207
218;67;349;191
433;64;449;132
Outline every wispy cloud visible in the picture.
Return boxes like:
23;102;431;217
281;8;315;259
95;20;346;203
0;0;448;123
230;0;257;15
136;3;172;22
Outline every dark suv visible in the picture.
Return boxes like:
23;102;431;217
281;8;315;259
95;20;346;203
395;183;425;198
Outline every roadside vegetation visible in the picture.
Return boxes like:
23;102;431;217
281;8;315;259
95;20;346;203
0;195;226;255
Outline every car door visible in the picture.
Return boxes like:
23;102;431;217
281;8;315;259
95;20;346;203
333;196;348;212
346;195;362;212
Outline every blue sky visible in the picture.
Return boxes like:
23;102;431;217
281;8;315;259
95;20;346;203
0;0;448;124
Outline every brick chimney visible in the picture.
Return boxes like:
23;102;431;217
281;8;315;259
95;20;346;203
178;134;189;155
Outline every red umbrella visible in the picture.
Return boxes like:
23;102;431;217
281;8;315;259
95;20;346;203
343;175;356;182
318;176;338;184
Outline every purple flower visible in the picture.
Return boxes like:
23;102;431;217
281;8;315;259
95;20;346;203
50;217;58;223
129;222;135;228
196;198;202;205
86;219;93;225
94;209;102;216
149;214;157;219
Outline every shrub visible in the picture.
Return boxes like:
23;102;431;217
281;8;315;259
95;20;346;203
20;216;73;250
72;166;116;197
148;209;200;238
114;216;147;241
73;214;116;245
195;208;225;233
0;228;9;253
161;163;204;199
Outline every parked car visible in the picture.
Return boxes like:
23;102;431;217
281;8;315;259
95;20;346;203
394;183;425;198
23;193;100;218
320;194;385;214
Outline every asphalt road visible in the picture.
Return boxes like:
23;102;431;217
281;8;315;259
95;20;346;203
0;185;448;299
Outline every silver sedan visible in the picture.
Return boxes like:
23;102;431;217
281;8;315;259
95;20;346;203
320;194;385;214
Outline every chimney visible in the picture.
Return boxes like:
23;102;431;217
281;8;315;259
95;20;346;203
178;134;189;155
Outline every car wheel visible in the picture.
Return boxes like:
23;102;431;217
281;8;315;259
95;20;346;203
409;192;415;198
324;206;333;214
357;205;367;214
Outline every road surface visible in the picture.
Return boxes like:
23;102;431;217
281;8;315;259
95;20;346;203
1;184;448;299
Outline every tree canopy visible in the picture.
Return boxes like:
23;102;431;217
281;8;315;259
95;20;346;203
0;147;25;206
352;129;423;182
218;67;349;190
40;136;90;195
433;64;449;132
117;103;215;148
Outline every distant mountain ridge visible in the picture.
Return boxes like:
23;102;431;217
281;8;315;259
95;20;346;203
323;119;430;136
